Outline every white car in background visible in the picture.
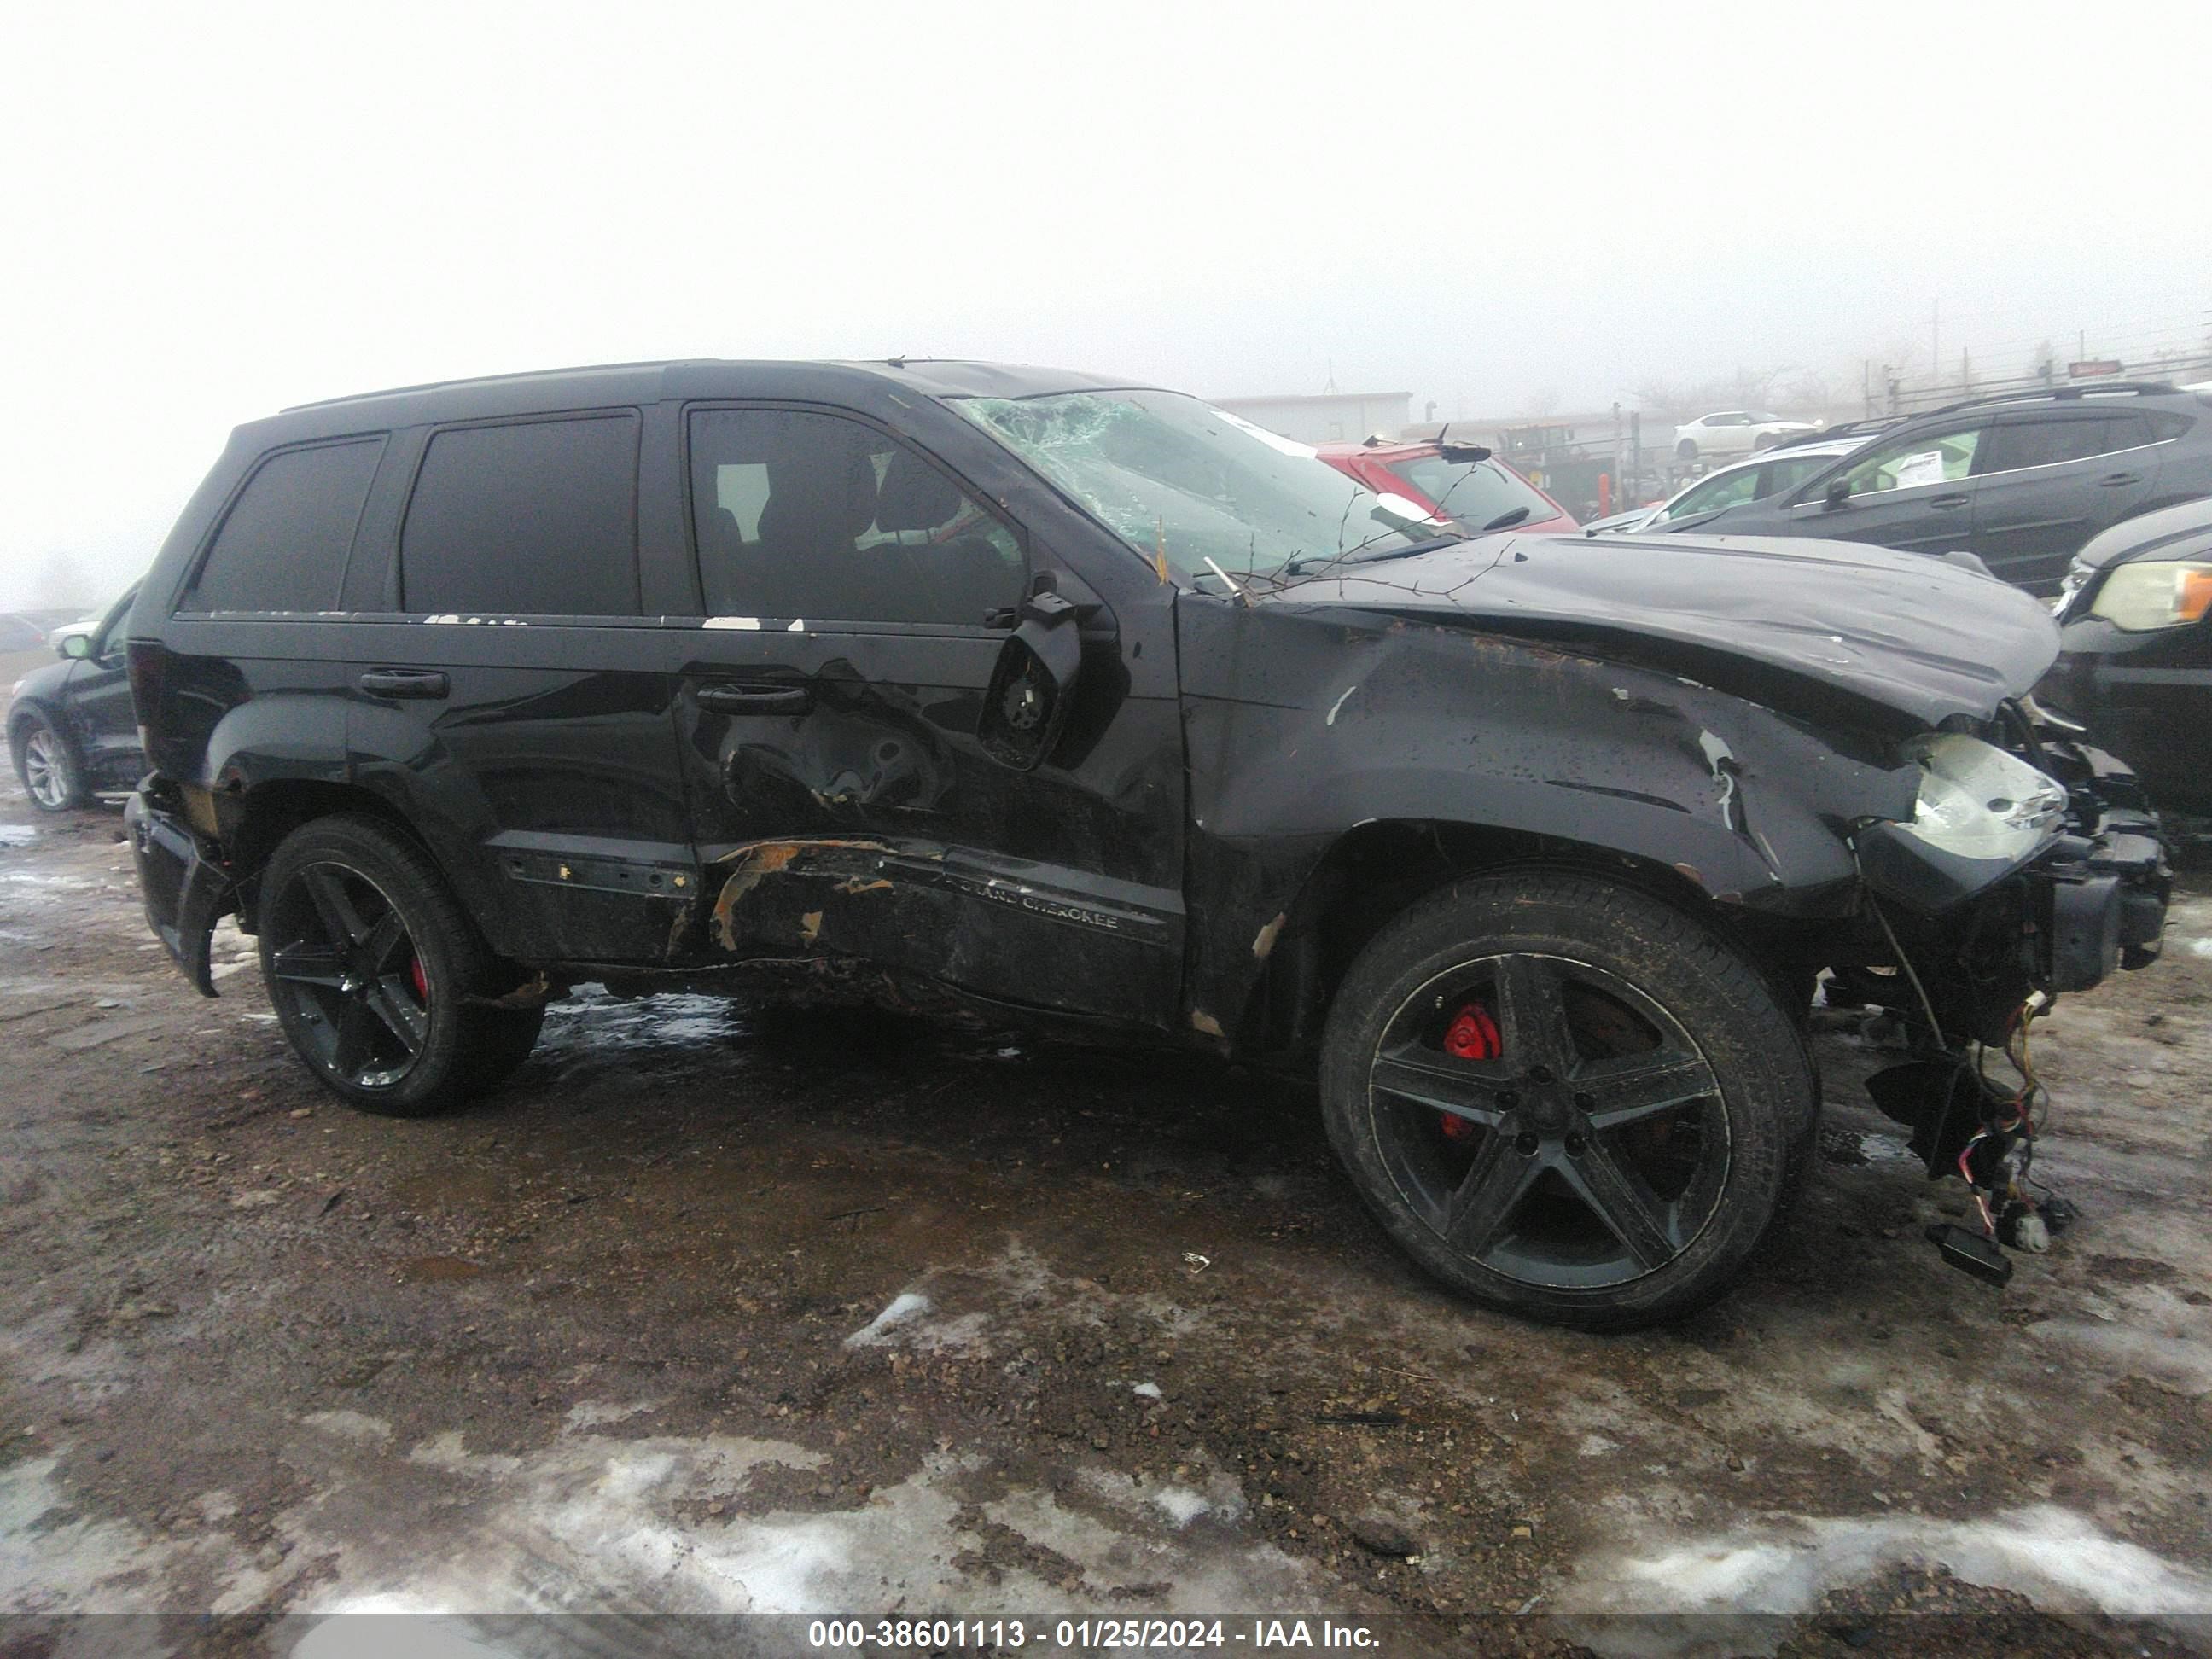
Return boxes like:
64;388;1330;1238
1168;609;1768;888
1585;439;1865;534
1671;409;1819;461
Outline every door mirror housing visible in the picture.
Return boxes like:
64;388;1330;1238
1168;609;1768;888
1823;478;1852;509
979;585;1084;771
57;632;93;660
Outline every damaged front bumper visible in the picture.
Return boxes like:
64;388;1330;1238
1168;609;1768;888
1854;732;2167;1009
125;784;237;998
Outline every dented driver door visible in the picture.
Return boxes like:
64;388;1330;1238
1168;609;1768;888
670;404;1187;1027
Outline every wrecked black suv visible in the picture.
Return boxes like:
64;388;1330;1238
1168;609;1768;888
124;360;2168;1328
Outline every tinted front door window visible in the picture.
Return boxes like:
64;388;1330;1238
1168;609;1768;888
1837;425;1985;497
401;416;641;615
688;410;1022;626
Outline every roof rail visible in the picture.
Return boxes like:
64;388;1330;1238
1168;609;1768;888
1768;417;1903;450
279;358;686;413
1923;381;2180;418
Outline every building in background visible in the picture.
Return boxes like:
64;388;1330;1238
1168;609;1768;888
1214;391;1412;445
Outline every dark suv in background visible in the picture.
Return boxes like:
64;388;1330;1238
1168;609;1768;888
122;359;2166;1327
1642;383;2212;594
9;585;143;811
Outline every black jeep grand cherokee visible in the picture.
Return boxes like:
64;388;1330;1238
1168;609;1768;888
124;360;2168;1327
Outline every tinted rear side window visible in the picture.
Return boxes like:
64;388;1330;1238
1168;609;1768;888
401;415;640;615
181;438;384;614
1981;414;2147;474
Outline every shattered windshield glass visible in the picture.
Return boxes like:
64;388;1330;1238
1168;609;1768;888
952;390;1431;581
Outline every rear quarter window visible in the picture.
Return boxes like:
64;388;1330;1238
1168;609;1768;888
180;438;385;614
400;414;642;616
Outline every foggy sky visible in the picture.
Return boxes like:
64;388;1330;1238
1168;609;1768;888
3;0;2208;611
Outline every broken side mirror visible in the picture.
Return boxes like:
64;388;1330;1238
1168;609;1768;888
1823;478;1852;509
979;583;1083;771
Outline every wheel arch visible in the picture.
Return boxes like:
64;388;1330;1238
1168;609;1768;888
1237;818;1829;1062
216;779;447;932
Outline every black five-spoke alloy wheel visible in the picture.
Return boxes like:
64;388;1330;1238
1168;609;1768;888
258;816;543;1116
1321;871;1816;1328
265;861;433;1091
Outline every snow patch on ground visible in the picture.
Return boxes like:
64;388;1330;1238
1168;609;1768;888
562;1400;658;1434
844;1292;931;1348
1569;1504;2212;1618
303;1411;394;1444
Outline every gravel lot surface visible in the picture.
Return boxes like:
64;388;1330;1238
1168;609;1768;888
0;765;2207;1657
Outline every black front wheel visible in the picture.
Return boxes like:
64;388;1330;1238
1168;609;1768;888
259;816;541;1116
1320;871;1816;1329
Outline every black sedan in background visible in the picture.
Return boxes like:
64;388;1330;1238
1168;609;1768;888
7;586;142;811
2040;498;2212;817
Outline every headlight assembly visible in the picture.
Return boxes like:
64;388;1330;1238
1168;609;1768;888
2088;558;2212;632
1895;734;2066;863
1855;734;2067;911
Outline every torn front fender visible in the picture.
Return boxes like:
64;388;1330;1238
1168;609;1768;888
1174;599;1918;1045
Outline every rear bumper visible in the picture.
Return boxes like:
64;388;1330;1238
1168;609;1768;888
125;785;236;998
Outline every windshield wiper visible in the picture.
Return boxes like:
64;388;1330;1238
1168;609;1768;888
1478;506;1532;533
1348;533;1467;566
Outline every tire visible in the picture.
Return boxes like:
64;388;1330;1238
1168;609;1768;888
11;711;88;812
1753;433;1777;451
1319;871;1817;1330
257;815;540;1116
1674;439;1698;462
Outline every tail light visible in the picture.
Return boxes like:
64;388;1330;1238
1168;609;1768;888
125;638;167;748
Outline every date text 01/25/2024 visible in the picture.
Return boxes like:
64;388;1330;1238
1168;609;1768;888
806;1618;1382;1650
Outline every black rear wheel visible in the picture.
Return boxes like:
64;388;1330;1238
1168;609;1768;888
1321;872;1815;1329
259;816;540;1115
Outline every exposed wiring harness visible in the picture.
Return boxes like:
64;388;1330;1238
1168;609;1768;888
1871;896;2060;1245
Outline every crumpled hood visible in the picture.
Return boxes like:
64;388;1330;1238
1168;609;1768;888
1278;531;2061;728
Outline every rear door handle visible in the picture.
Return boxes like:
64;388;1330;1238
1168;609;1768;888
2098;472;2142;486
1929;492;1970;509
358;669;450;699
693;681;814;715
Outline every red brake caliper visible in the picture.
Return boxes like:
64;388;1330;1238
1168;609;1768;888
1440;1002;1501;1141
409;956;429;1004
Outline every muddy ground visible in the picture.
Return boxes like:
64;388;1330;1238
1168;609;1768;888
0;761;2208;1659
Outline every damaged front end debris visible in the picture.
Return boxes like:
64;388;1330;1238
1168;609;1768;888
1841;715;2166;1285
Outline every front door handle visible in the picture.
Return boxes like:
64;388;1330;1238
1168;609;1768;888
358;669;450;699
2098;472;2143;486
693;681;814;716
1929;492;1970;509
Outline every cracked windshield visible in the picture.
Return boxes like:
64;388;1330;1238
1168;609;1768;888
955;389;1441;582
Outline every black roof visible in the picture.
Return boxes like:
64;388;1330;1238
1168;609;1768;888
259;358;1153;442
